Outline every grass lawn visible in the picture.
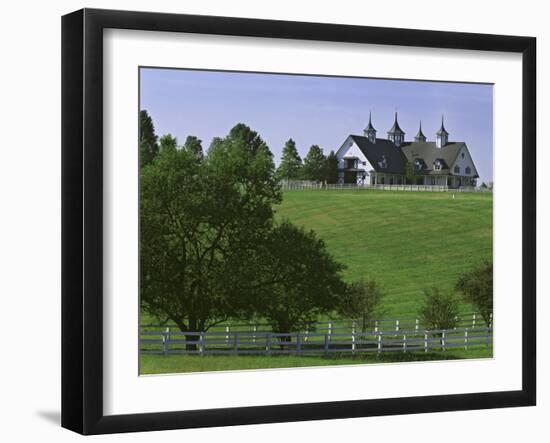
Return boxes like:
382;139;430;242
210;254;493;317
140;346;493;374
275;189;493;318
140;189;492;374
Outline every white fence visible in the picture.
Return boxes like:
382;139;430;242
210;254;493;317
140;327;492;356
280;182;491;193
141;312;492;338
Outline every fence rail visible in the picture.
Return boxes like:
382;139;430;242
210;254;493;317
140;327;492;356
141;312;492;337
279;182;491;193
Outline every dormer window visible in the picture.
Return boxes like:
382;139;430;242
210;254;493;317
454;165;460;174
378;155;388;169
414;159;424;171
433;160;443;171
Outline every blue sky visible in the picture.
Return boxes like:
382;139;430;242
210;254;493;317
140;68;493;183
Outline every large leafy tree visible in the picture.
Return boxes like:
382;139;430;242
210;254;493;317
140;124;281;338
277;138;302;180
253;221;346;336
139;109;159;167
325;150;339;184
455;260;493;326
302;145;326;182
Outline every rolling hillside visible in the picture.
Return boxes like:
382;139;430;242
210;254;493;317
275;189;493;317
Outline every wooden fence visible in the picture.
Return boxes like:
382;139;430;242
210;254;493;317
141;312;492;338
140;327;492;356
279;182;491;193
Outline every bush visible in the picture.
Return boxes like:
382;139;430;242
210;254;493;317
456;260;493;327
418;287;460;331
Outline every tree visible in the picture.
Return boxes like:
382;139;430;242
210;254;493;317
183;135;203;159
253;220;346;339
337;279;385;332
277;138;302;180
302;145;326;182
418;287;460;332
455;260;493;326
325;150;339;184
140;124;281;346
139;109;158;167
404;161;416;184
159;134;178;153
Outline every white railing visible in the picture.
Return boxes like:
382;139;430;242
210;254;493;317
141;312;492;337
140;327;492;355
279;183;491;193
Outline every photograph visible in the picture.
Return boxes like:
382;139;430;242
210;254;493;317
138;68;494;375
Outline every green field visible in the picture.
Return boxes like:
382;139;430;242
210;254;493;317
275;189;493;317
141;347;492;374
141;189;493;373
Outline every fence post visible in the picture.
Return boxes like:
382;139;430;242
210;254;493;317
199;332;204;355
324;334;329;355
415;318;419;332
162;330;168;355
266;333;272;354
225;325;230;346
403;334;407;353
304;327;309;343
328;322;333;341
472;313;477;329
351;321;356;353
442;331;446;351
454;316;458;330
424;332;428;353
374;320;379;333
233;332;238;353
164;327;170;355
377;332;382;353
464;330;468;350
395;319;400;332
253;324;257;344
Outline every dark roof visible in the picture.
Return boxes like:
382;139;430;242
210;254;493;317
364;112;376;132
387;113;405;135
401;141;470;175
436;116;449;136
415;122;426;141
343;136;478;178
349;135;408;174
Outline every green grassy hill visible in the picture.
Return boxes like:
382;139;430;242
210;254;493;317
275;189;492;318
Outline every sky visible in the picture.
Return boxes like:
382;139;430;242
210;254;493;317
140;68;493;183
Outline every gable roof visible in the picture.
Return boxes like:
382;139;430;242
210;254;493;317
349;135;408;174
341;135;478;177
401;141;467;175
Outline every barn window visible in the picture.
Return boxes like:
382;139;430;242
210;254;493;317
465;166;472;174
454;165;460;173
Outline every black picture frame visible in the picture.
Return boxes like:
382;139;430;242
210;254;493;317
62;8;536;435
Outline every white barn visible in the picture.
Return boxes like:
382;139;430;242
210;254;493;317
336;113;479;188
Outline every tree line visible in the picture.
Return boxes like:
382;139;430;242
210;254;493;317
277;138;339;183
139;110;492;347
